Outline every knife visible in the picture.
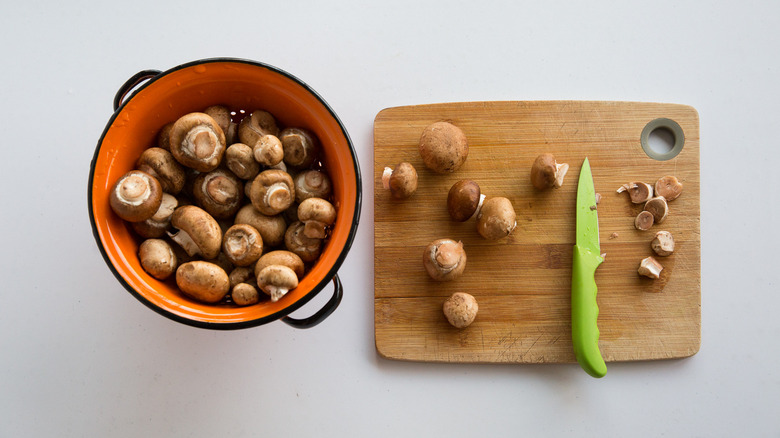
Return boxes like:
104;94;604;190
572;157;607;378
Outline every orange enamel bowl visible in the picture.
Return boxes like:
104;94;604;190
88;58;361;329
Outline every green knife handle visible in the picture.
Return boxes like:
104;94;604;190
572;245;607;378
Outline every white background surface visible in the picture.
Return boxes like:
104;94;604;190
1;1;778;436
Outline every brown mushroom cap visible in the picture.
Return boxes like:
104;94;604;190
238;110;279;146
203;105;233;141
222;224;264;267
294;170;333;203
192;168;243;219
634;210;655;230
249;169;295;216
443;292;478;328
447;179;482;222
138;238;177;280
231;282;260;306
135;147;186;194
176;261;230;303
382;162;418;199
225;143;260;180
418;121;468;173
530;153;569;190
476;197;517;240
651;230;675;256
254;250;305;280
644;196;669;224
169;112;227;172
157;122;174;151
234;204;287;247
228;266;255;288
256;265;299;302
131;193;178;238
109;170;163;222
423;239;467;281
284;221;322;262
279;127;318;169
618;182;654;204
655;176;683;201
169;205;222;259
253;134;284;167
297;197;337;239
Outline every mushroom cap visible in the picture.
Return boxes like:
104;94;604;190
530;153;558;190
228;266;255;288
109;170;163;222
202;105;232;138
249;169;295;216
618;182;654;204
231;282;260;306
192;168;243;219
254;250;305;279
634;210;655;230
644;196;669;224
423;239;467;281
279;127;318;169
234;204;287;247
169;112;227;172
418;121;468;173
135;147;186;194
651;230;675;256
222;224;264;267
476;197;517;240
655;176;683;201
386;162;418;199
253;134;284;167
238;110;279;146
170;205;223;259
256;265;299;302
131;193;178;238
294;170;332;203
225;143;260;180
447;179;481;222
138;238;177;280
284;221;322;262
443;292;478;328
298;197;336;239
175;261;230;303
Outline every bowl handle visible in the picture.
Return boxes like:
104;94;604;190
113;69;162;111
281;274;343;329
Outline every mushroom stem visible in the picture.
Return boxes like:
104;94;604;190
184;125;221;160
638;256;663;279
554;162;570;188
264;182;293;212
381;167;393;190
168;229;200;257
265;285;289;302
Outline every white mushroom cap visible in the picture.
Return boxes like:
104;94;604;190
256;265;299;302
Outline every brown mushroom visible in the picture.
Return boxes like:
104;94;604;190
256;265;298;302
228;266;255;288
168;205;222;259
476;197;517;240
447;179;484;222
168;112;227;172
382;162;418;199
284;221;322;262
655;176;683;201
231;282;260;306
131;192;178;238
423;239;467;281
254;250;305;280
443;292;478;328
224;143;260;180
638;256;663;279
138;238;177;280
203;105;237;145
644;196;669;224
249;169;295;216
634;210;655;231
238;110;279;146
253;134;284;167
294;170;332;203
157;122;174;151
176;261;230;303
192;168;243;219
530;153;569;190
109;170;163;222
234;204;287;247
297;197;336;239
418;121;468;173
279;127;318;169
617;182;653;204
135;147;186;194
222;224;264;267
651;231;675;256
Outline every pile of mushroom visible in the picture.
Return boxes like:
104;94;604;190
110;105;337;306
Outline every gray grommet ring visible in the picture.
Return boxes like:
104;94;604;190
640;118;685;161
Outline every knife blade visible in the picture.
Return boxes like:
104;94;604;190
571;157;607;378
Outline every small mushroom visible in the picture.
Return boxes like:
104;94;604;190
138;238;177;280
135;147;186;194
476;197;517;240
279;127;318;169
238;110;279;146
131;192;178;238
418;121;468;173
638;256;663;279
294;170;332;203
222;224;264;267
253;134;284;167
234;204;287;247
644;196;669;224
443;292;478;328
423;239;467;281
224;143;260;180
447;179;485;222
203;105;237;145
530;153;569;190
655;176;683;201
634;210;655;231
109;170;163;222
157;122;174;151
254;250;305;280
231;282;260;306
256;265;298;302
168;112;227;172
617;182;653;204
297;197;336;239
168;205;222;259
284;221;322;263
651;231;675;256
192;168;243;219
249;169;295;216
228;266;255;288
176;261;230;303
382;162;418;199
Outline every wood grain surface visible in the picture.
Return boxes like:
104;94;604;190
373;101;700;364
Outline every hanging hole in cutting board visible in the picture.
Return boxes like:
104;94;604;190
640;118;685;161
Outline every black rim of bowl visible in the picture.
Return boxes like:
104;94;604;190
87;57;362;330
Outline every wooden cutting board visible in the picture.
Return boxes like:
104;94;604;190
373;101;700;364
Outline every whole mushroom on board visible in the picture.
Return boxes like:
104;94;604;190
168;112;227;172
176;260;230;303
447;179;484;222
279;127;318;169
382;162;418;199
423;239;467;281
167;205;222;259
476;197;517;240
418;121;469;173
109;170;163;222
530;153;569;190
443;292;479;328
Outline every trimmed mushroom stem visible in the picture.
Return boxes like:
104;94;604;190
265;182;293;212
651;231;675;256
638;256;663;279
635;210;655;230
617;182;653;204
184;125;222;162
